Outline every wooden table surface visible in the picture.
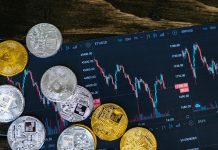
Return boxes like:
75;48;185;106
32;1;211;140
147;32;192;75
1;0;218;149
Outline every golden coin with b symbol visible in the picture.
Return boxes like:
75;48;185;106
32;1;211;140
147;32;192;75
120;127;157;150
91;103;128;141
0;40;28;76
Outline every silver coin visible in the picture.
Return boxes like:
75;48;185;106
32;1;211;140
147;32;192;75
57;85;93;122
57;125;95;150
0;85;25;123
26;23;62;58
40;66;77;102
7;116;46;150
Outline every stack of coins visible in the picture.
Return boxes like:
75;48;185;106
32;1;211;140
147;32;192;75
0;22;159;150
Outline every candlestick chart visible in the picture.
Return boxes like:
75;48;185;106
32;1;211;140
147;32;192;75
2;24;218;149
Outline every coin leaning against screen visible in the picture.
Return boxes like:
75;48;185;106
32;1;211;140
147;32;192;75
120;127;157;150
26;23;62;58
40;65;77;102
91;103;128;141
7;116;46;150
57;85;94;122
57;125;96;150
0;85;25;123
0;40;28;76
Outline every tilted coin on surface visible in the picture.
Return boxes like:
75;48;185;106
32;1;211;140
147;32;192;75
57;85;94;122
40;66;77;102
26;23;62;58
91;103;128;141
120;127;157;150
0;40;28;76
0;85;25;123
7;116;46;150
57;124;96;150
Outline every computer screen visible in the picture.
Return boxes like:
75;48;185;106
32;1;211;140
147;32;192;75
5;23;218;149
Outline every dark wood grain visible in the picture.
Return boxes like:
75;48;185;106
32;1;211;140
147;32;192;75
1;0;218;149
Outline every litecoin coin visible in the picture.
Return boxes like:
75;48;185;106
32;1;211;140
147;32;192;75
91;103;128;141
57;125;95;150
0;40;28;76
7;116;46;150
57;85;94;122
0;85;25;123
120;127;157;150
40;66;77;102
26;23;62;58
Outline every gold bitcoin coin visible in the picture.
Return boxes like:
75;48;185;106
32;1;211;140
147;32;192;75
91;103;128;141
120;127;157;150
0;40;28;76
72;124;97;149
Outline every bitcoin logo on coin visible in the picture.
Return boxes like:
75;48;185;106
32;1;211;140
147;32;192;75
26;23;62;58
0;85;25;123
7;116;46;150
91;103;128;141
120;127;157;150
57;124;96;150
0;40;28;76
40;66;77;102
57;85;94;122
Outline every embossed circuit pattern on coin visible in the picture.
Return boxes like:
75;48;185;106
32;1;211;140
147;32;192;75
57;125;95;150
120;127;157;150
72;124;97;150
26;23;62;58
0;85;25;123
57;85;94;122
7;116;46;150
91;103;128;141
0;40;28;76
40;66;77;102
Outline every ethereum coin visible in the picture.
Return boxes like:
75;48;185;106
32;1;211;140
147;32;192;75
26;23;62;58
120;127;157;150
0;85;25;123
57;85;94;122
57;125;95;150
7;116;46;150
91;103;128;141
0;40;28;76
40;66;77;102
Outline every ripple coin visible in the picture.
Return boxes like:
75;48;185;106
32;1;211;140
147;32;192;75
26;23;62;58
120;127;157;150
57;125;95;150
7;116;46;150
40;66;77;102
91;103;128;141
57;85;94;122
0;85;25;123
0;40;28;76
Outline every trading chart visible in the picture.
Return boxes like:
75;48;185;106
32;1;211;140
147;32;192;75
4;23;218;149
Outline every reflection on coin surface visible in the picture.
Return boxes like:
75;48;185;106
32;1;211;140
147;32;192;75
40;66;77;102
7;116;46;150
91;103;128;141
26;23;62;58
57;85;93;122
57;125;95;150
0;40;28;76
0;85;25;123
72;124;97;150
120;127;157;150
